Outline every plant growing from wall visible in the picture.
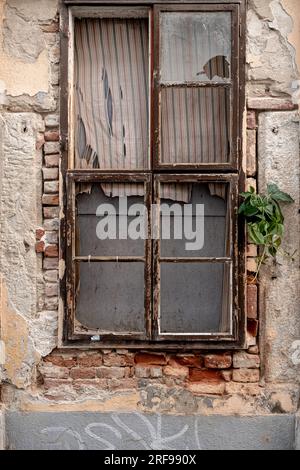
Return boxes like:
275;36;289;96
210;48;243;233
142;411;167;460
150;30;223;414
239;183;295;280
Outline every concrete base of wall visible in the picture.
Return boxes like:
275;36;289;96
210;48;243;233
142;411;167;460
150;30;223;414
295;412;300;450
0;407;5;450
4;411;297;450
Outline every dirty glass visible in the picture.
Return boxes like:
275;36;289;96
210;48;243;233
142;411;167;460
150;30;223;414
160;12;231;83
76;262;145;332
160;182;228;258
160;262;231;334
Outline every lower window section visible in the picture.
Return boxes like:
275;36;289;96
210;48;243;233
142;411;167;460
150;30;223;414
66;173;240;345
75;261;145;334
159;262;232;336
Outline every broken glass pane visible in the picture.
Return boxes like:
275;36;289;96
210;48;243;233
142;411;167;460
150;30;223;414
160;12;231;83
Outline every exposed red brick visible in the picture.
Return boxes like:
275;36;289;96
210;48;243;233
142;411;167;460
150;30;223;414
247;97;298;111
247;258;257;274
232;369;260;383
135;366;151;378
204;353;232;369
247;130;257;177
247;285;258;319
73;379;109;391
135;352;167;365
42;194;59;206
247;244;258;258
45;130;59;141
35;241;45;253
43;206;59;219
248;319;259;337
233;352;260;369
45;154;59;168
70;368;96;380
44;355;77;368
44;181;59;193
175;354;203;368
40;365;69;379
108;378;138;391
221;370;232;382
43;257;59;269
36;133;45;150
45;244;59;258
44;231;58;244
42;167;59;180
164;359;189;379
36;228;45;240
77;354;103;367
45;283;58;297
42;23;59;33
248;345;259;355
189;369;223;383
247;111;257;129
187;382;225;395
44;297;58;310
103;353;133;367
150;366;163;378
96;367;129;379
43;379;72;390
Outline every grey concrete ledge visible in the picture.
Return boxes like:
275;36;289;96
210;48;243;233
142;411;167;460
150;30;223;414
4;411;297;450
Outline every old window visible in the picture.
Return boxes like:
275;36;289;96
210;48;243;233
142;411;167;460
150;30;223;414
61;1;246;348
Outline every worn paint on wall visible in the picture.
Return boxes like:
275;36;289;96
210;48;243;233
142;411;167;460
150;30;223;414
247;0;300;99
0;276;39;389
0;0;49;97
282;0;300;73
0;113;58;388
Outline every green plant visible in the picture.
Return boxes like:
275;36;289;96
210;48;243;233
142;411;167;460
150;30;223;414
239;183;295;280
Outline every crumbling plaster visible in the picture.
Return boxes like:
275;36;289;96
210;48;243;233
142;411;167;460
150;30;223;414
0;0;59;110
247;0;300;102
0;0;298;417
0;113;58;389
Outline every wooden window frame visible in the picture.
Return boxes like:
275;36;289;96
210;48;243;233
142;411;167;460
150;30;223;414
59;0;246;350
153;3;240;171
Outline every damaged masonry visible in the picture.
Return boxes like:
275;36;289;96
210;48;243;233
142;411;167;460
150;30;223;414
0;0;300;450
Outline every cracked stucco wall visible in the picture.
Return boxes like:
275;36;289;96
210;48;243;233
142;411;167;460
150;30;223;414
0;0;299;420
247;0;300;102
0;113;58;389
0;0;59;110
0;0;59;393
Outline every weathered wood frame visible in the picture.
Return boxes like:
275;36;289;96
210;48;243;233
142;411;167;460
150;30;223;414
153;3;240;170
59;0;246;349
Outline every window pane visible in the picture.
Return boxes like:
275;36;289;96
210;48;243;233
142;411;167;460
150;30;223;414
76;183;145;257
161;86;230;164
76;262;145;332
160;182;228;258
74;18;149;170
160;262;231;334
160;12;231;83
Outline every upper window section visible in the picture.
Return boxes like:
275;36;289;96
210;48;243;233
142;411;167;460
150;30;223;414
160;12;231;84
74;17;149;170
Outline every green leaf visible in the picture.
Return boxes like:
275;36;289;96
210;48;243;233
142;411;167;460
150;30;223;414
248;224;265;245
267;183;294;203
